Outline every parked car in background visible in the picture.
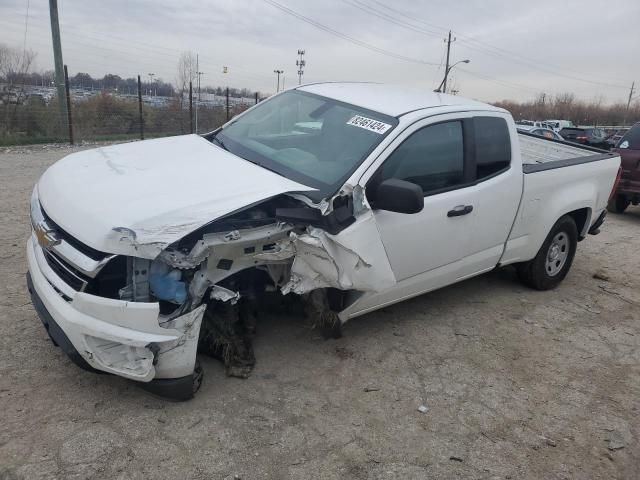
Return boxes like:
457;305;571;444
608;122;640;213
545;120;574;132
517;125;564;141
516;120;543;127
605;128;629;149
560;127;608;148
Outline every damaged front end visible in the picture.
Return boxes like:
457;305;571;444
142;190;395;382
29;184;395;399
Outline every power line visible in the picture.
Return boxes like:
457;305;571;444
367;0;631;88
262;0;440;66
343;0;631;92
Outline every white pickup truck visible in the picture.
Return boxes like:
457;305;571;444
27;83;620;399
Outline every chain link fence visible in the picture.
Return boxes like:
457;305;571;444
1;82;260;146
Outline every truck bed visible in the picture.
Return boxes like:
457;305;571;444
518;132;618;174
519;133;592;163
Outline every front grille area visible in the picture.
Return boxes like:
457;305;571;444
42;249;90;291
40;206;110;261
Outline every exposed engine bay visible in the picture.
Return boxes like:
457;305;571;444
111;191;394;378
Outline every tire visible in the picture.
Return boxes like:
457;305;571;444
516;215;578;290
607;194;630;214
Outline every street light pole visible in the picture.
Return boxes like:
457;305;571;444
274;70;284;93
623;81;636;127
435;59;470;93
147;73;155;97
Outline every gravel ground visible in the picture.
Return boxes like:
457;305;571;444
0;144;638;479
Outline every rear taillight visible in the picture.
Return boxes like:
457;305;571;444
609;166;622;202
576;135;588;141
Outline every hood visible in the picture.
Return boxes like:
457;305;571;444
37;135;315;258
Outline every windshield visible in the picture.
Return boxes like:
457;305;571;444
212;90;397;201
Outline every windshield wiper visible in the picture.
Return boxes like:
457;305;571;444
211;134;228;151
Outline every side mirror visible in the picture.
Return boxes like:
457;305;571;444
372;178;424;214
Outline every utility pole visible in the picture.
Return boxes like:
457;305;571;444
296;50;306;85
223;66;229;120
226;87;230;121
624;81;635;126
48;0;67;128
274;70;283;93
63;65;73;145
195;54;202;133
442;30;456;94
137;75;144;140
189;80;193;134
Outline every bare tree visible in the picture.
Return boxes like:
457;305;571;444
0;43;36;87
176;51;197;106
1;43;37;137
175;51;197;133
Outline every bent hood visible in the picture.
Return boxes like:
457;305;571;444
37;134;315;258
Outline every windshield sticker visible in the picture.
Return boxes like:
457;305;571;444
346;115;391;134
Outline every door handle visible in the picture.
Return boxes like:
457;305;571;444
447;205;473;217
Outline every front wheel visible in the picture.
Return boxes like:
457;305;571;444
516;215;578;290
607;194;630;214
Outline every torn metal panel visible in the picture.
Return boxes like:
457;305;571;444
210;285;240;304
282;211;396;295
162;222;294;271
189;223;296;292
155;304;206;379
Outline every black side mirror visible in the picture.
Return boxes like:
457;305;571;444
372;178;424;214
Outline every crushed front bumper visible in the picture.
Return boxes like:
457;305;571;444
26;236;204;400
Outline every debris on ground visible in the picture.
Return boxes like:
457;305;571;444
593;270;610;281
449;456;464;462
198;300;256;378
418;405;429;414
363;387;380;392
606;439;625;451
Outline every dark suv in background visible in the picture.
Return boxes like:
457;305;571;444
608;122;640;213
560;127;608;148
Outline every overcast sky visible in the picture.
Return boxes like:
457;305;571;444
1;0;638;103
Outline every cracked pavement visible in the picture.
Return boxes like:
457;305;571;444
0;145;638;479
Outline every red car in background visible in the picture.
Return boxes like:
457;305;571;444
608;122;640;213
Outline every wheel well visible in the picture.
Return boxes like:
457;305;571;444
566;208;590;238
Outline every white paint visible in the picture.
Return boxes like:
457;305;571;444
37;134;315;258
298;83;501;117
27;236;203;381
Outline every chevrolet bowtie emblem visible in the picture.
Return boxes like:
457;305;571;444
34;222;61;249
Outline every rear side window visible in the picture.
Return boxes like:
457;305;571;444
474;117;511;179
378;121;464;195
619;124;640;149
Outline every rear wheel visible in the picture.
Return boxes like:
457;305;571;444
516;215;578;290
607;194;630;214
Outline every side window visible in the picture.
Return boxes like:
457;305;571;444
474;117;511;179
378;121;464;195
619;124;640;149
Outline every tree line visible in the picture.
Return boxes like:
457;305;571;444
494;93;639;127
